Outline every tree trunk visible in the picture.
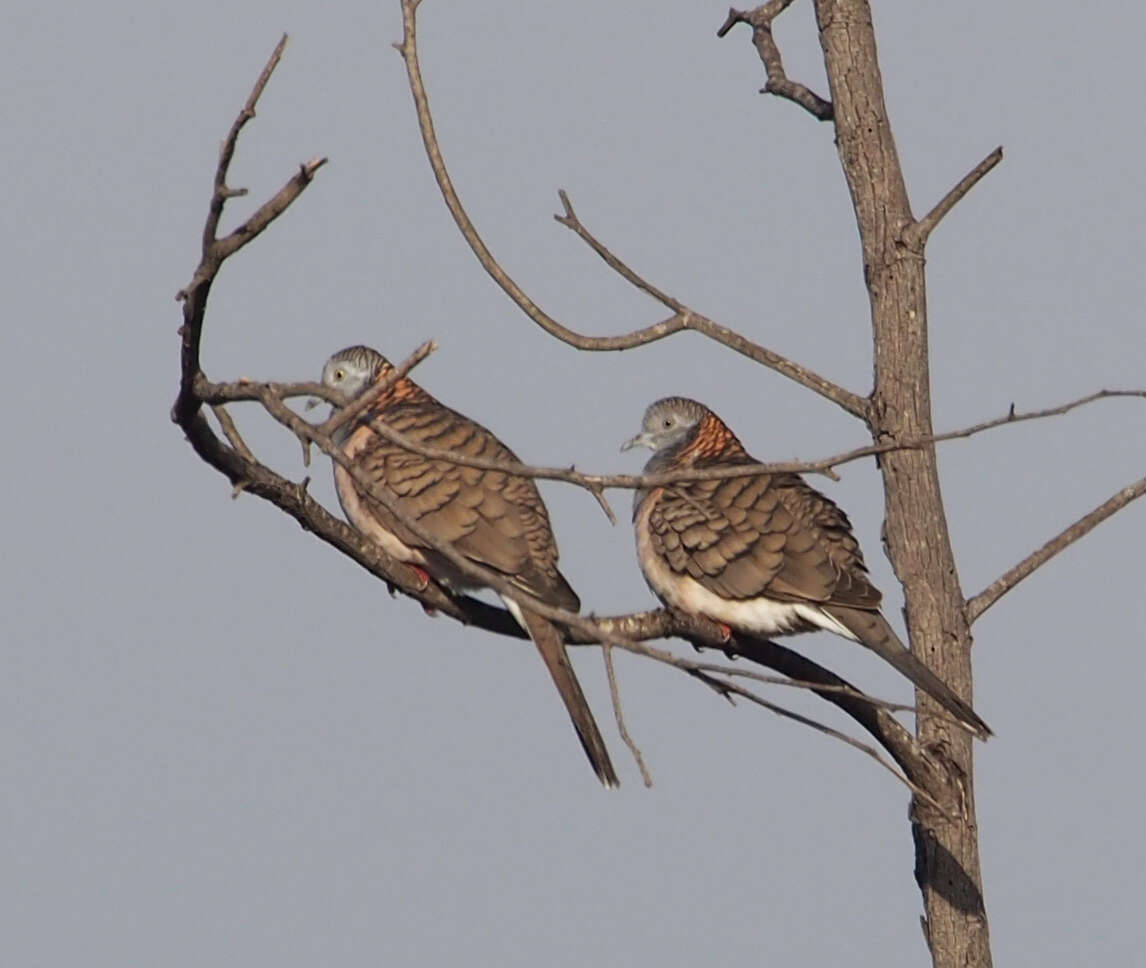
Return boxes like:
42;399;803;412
815;2;992;965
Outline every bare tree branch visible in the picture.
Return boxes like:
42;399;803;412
697;662;912;712
601;644;654;787
686;657;950;814
211;404;255;463
553;191;867;415
202;33;289;248
966;475;1146;624
906;146;1004;249
206;377;1146;496
394;0;866;419
717;3;834;121
721;633;945;791
172;33;326;431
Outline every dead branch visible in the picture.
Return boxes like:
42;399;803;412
395;0;866;420
965;475;1146;624
553;191;867;416
717;3;834;121
601;644;654;787
906;146;1004;248
208;376;1146;495
686;657;949;814
172;32;327;430
210;404;255;462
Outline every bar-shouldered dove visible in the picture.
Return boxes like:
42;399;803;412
322;345;619;786
623;396;990;739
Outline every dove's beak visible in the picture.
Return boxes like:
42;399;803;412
621;431;655;453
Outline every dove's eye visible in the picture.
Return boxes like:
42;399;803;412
662;417;674;428
333;367;346;382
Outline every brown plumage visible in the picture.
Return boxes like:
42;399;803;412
323;345;618;786
624;396;991;739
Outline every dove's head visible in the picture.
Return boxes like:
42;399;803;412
321;345;391;401
621;396;710;457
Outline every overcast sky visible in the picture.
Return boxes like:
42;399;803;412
5;2;1144;965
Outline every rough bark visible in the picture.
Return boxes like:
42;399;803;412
815;1;992;964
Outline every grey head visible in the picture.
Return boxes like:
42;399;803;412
622;399;710;520
321;344;391;403
621;396;710;462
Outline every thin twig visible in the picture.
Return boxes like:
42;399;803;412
907;146;1004;248
203;34;289;249
692;661;912;711
212;157;328;264
717;4;834;121
207;377;1144;495
602;644;653;787
966;475;1146;623
172;32;325;429
395;0;866;419
696;668;949;814
553;192;866;415
555;190;685;310
211;404;255;461
721;632;946;787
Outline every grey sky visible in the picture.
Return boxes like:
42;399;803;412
5;1;1144;965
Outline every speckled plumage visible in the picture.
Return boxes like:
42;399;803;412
625;396;990;738
323;345;618;785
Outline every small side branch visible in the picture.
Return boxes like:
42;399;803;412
203;34;289;248
211;404;256;462
395;0;865;420
554;192;867;417
905;146;1003;249
686;644;949;813
717;3;833;121
602;644;654;787
207;380;1145;497
172;33;326;429
966;476;1146;624
722;633;945;795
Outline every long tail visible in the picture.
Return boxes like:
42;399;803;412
823;605;992;739
515;607;620;787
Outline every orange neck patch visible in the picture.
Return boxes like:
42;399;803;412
366;373;430;413
682;413;747;461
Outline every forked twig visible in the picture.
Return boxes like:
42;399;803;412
395;0;867;419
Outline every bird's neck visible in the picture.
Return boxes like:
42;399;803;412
368;374;432;410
